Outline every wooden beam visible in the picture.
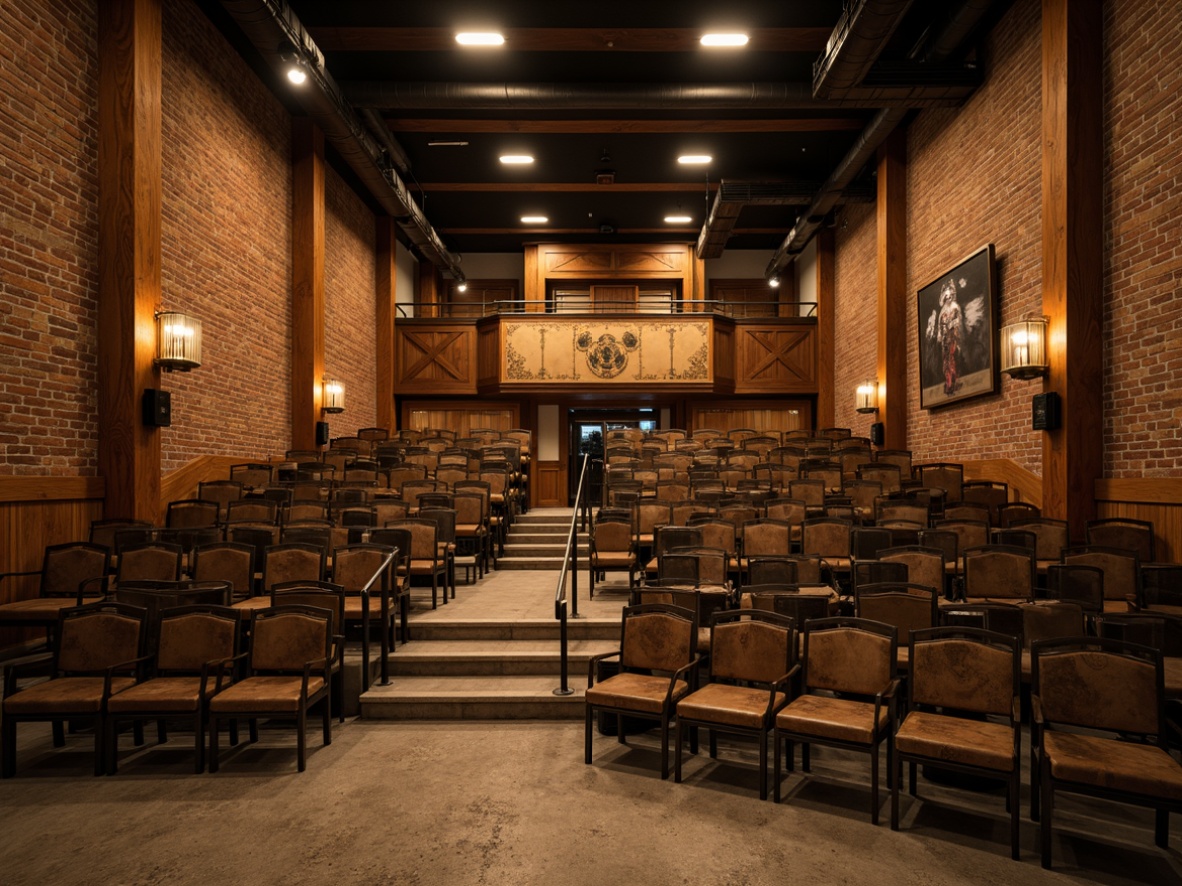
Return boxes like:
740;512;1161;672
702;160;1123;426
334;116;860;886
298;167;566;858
815;229;835;429
292;120;326;451
391;118;866;134
311;27;831;53
376;217;397;431
419;182;720;193
1041;0;1103;538
876;128;907;450
98;0;162;523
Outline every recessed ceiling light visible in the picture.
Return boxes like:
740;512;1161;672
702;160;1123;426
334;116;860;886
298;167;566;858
499;154;534;165
664;215;692;224
701;33;748;47
677;154;712;165
520;215;548;224
456;32;504;46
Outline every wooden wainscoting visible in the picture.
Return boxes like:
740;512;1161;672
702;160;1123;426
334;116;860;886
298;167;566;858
688;402;813;435
1096;478;1182;563
962;459;1043;506
160;455;243;509
402;402;520;438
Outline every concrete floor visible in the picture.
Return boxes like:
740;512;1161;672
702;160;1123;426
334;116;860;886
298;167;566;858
2;511;1181;884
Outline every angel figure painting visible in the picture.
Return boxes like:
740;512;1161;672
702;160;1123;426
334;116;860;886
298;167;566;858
917;244;997;409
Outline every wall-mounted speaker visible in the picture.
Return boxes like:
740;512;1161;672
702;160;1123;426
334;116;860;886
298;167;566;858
142;389;171;427
869;421;884;446
315;420;329;446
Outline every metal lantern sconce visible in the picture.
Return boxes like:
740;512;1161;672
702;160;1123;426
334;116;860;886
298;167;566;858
1000;316;1049;380
155;311;202;371
855;379;879;414
322;378;345;414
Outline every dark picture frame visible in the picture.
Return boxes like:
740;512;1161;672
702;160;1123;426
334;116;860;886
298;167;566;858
917;244;998;410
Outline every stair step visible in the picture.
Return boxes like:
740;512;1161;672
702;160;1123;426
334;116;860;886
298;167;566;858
360;675;585;720
410;618;618;642
388;638;616;676
496;556;569;570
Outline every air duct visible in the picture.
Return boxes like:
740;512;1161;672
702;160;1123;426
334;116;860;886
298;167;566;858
813;0;916;97
218;0;463;281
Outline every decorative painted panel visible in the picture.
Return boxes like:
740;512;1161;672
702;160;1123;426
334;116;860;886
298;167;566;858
502;318;711;385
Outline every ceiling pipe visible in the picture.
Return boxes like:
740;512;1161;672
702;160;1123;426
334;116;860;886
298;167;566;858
764;0;997;280
344;80;974;112
218;0;463;281
813;0;916;97
358;108;412;176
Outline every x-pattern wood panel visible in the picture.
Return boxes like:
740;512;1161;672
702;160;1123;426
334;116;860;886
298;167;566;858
739;328;815;384
398;329;472;386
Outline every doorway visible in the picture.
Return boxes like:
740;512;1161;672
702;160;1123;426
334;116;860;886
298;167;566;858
568;408;658;505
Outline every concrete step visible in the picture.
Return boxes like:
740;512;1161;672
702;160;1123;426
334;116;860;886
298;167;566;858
360;675;585;720
410;618;618;642
503;544;588;558
496;556;569;571
387;638;617;676
509;530;588;544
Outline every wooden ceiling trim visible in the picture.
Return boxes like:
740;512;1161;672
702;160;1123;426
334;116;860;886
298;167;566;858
310;27;831;53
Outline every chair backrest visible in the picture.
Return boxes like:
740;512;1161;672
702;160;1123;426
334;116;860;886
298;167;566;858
618;603;696;673
261;542;327;590
155;604;241;673
850;526;894;562
89;519;153;553
1062;545;1140;601
40;542;110;597
593;520;635;555
788;478;825;508
943;501;993;526
961;480;1009;523
1086;518;1156;563
117;542;183;583
709;609;795;684
55;602;146;674
1141;564;1182;609
850;560;910;596
270;584;346;642
765;497;807;526
990;528;1036;552
963;544;1035;599
746;556;798;586
368;528;413;570
249;605;333;673
386;519;440;561
909;626;1018;717
801;517;852;559
856;584;938;640
693;519;737;554
197;480;243;521
1019;601;1085;649
934;518;990;554
230;462;274;489
1044;563;1104;613
226;498;279;525
858;463;902;495
876;499;929;527
333;543;396;592
914;462;964;502
939;602;1024;642
1032;637;1162;737
419;507;457;544
1098;611;1182;658
802;616;896;697
997;501;1040;528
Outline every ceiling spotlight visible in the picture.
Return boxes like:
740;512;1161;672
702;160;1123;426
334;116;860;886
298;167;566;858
520;215;549;224
678;154;712;165
456;32;504;46
701;33;749;47
456;282;469;292
768;275;781;288
499;154;534;165
278;42;308;86
664;215;692;224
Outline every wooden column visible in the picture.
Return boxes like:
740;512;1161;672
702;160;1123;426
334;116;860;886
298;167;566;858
291;119;326;451
1041;0;1103;537
417;264;442;317
815;228;836;429
375;217;397;432
98;0;162;522
876;129;908;450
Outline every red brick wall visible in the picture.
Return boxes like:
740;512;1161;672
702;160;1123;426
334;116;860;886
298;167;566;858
1103;0;1182;477
158;0;293;473
324;167;377;440
833;201;878;432
0;0;99;475
902;0;1043;475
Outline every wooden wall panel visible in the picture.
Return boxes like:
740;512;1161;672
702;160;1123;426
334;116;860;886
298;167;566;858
402;402;519;437
688;403;812;435
1096;478;1182;564
733;324;817;394
962;459;1044;505
159;455;243;507
534;462;564;508
477;324;501;388
395;324;477;394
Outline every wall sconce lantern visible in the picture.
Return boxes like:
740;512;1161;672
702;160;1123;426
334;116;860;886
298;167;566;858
855;379;879;414
155;311;202;371
1000;316;1049;380
322;378;345;414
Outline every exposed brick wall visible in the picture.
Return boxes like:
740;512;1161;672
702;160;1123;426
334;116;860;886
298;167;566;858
902;0;1043;476
833;201;878;432
158;0;293;473
1103;0;1182;477
324;167;377;440
0;0;99;475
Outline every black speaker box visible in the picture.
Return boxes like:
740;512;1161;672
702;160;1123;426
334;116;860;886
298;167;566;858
142;388;171;427
869;421;885;446
315;421;330;446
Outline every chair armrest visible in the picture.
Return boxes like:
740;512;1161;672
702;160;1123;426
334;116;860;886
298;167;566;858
666;655;701;703
772;662;802;696
586;649;621;688
3;654;54;697
1030;694;1045;725
103;654;153;698
300;656;332;696
77;575;109;601
0;570;41;584
212;652;249;691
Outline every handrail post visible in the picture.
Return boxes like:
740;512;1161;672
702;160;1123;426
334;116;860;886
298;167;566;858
570;526;579;619
554;597;572;696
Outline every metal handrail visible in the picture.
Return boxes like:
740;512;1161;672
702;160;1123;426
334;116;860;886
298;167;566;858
359;547;399;685
403;299;819;319
553;453;592;697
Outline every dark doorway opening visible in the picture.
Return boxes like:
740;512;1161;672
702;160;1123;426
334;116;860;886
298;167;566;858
568;408;658;505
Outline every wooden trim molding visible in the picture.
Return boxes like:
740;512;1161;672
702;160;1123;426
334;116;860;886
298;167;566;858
0;476;106;504
1095;478;1182;506
159;456;243;508
962;459;1043;505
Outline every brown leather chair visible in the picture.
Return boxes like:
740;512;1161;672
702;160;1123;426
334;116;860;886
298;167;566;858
1031;636;1182;868
208;604;334;773
774;616;899;821
0;542;110;644
2;602;148;777
585;603;699;780
892;626;1022;859
590;519;638;596
106;604;241;774
675;609;796;800
333;543;400;690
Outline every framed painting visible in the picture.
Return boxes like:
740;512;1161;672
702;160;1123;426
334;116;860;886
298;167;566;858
917;243;998;410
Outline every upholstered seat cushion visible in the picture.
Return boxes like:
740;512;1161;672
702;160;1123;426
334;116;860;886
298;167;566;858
1044;731;1182;800
231;596;272;618
342;596;385;618
1102;598;1134;613
895;710;1015;771
107;677;212;713
4;676;137;714
208;676;326;713
585;672;689;714
0;597;97;621
776;694;888;744
678;682;784;729
593;553;635;568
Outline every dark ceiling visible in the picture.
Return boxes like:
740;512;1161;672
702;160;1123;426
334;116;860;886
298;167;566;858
207;0;1001;270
